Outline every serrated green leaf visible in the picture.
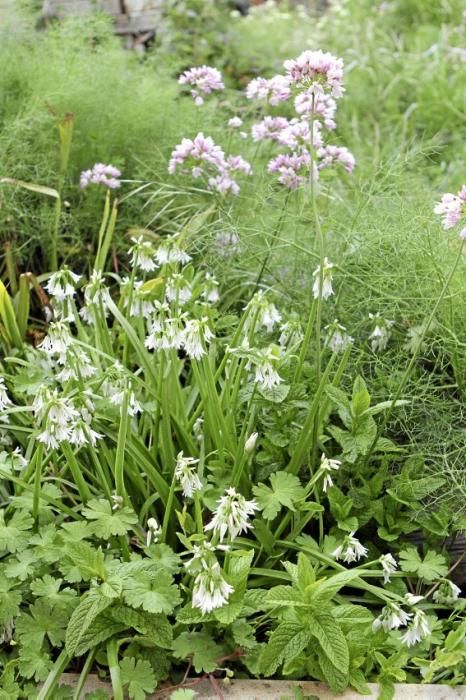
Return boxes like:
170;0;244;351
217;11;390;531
82;499;138;538
16;600;67;647
65;591;112;656
399;547;448;582
309;610;349;674
0;510;33;553
172;632;221;673
259;622;311;676
63;541;106;581
111;605;173;648
120;657;156;700
253;472;305;520
122;571;180;614
310;570;361;606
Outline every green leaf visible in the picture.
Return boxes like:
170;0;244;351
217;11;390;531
264;586;308;609
253;472;305;520
310;570;362;606
0;574;21;623
111;605;173;648
16;600;67;647
65;591;112;656
259;623;311;676
4;549;36;581
62;541;106;582
122;571;180;614
172;632;221;673
0;510;33;553
214;550;253;624
82;499;138;538
399;547;448;582
317;647;349;693
30;574;77;611
72;611;125;657
259;383;290;403
0;177;59;198
17;644;52;682
309;610;349;675
120;657;156;700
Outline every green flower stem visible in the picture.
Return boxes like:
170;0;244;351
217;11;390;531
61;441;91;503
32;443;44;525
114;389;130;505
107;638;124;700
72;648;97;700
161;473;177;544
37;648;71;700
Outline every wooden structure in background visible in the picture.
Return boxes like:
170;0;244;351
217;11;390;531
40;1;163;49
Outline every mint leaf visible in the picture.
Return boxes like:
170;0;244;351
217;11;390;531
259;622;311;676
310;610;349;675
253;472;305;520
399;547;448;582
65;590;112;656
120;657;156;700
82;499;138;538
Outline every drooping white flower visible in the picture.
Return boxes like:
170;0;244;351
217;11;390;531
380;553;397;583
249;292;282;333
372;603;412;632
56;346;97;381
312;258;334;300
205;486;259;541
192;561;234;615
129;236;157;272
121;278;157;320
182;318;214;360
401;609;430;647
175;451;202;498
404;593;424;606
145;314;185;352
332;531;368;564
0;378;12;411
166;273;192;306
433;580;462;605
278;319;304;347
146;517;161;547
34;389;79;450
39;321;73;359
201;273;220;304
46;269;81;301
79;271;112;324
154;237;191;266
253;346;282;390
369;313;394;352
325;320;353;353
319;453;341;492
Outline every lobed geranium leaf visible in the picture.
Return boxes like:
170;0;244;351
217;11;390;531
253;471;305;520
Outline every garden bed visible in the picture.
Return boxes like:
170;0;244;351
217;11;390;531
53;676;466;699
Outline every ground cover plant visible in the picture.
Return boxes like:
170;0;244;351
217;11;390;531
0;1;466;698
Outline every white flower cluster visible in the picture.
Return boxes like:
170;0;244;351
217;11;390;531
372;594;431;647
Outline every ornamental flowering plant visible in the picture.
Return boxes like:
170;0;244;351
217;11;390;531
0;52;465;700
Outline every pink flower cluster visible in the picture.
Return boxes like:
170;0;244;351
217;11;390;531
246;49;354;190
168;132;252;196
284;50;344;97
317;145;355;174
434;185;466;237
178;65;224;106
80;163;121;189
268;152;316;190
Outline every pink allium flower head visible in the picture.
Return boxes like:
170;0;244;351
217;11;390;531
268;151;317;190
80;163;121;189
295;91;337;130
284;50;344;98
245;75;291;105
277;118;323;150
434;185;466;231
251;116;291;143
168;132;251;196
178;65;224;105
317;144;355;173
